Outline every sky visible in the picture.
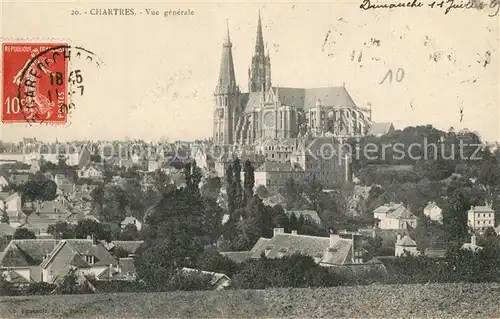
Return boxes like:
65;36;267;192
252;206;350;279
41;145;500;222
0;1;498;142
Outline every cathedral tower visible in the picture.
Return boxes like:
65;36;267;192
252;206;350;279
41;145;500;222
248;11;272;93
213;22;241;145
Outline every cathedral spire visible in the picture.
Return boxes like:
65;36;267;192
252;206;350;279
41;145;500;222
248;11;272;92
255;10;265;56
225;19;230;44
216;20;237;93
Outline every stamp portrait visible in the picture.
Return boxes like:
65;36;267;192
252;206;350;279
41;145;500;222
2;43;69;124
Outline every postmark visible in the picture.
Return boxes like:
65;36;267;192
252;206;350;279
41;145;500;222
2;42;102;125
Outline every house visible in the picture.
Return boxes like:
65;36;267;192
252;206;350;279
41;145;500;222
0;192;24;226
284;209;322;225
77;165;104;180
0;239;60;283
179;267;231;290
395;234;419;257
254;162;304;189
0;175;10;190
373;202;418;230
222;228;385;275
40;238;118;284
0;238;121;285
120;216;142;231
467;203;495;232
423;201;443;223
461;235;483;252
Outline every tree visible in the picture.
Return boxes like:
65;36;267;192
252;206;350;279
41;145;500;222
120;224;140;241
225;164;235;214
443;189;472;242
13;228;36;239
243;160;255;207
196;248;241;277
73;219;111;241
200;176;221;200
255;185;270;199
233;158;243;209
47;221;74;239
1;209;9;224
56;268;94;294
136;168;224;290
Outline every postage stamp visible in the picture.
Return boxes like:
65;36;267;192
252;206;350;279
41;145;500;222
2;42;69;124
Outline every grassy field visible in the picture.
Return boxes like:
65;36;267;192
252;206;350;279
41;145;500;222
1;283;500;318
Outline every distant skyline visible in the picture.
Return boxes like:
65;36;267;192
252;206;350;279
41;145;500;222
1;1;498;142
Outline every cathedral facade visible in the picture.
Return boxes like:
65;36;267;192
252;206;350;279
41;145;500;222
213;13;373;146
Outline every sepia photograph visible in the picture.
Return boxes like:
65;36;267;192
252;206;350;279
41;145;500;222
0;0;499;317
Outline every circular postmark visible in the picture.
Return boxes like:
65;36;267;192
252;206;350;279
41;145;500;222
14;44;103;125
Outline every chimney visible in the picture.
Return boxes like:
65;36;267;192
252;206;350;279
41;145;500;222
273;228;284;237
471;235;477;246
109;264;113;280
291;230;297;235
329;233;338;249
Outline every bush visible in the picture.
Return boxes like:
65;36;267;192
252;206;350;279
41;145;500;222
167;270;214;291
25;282;57;295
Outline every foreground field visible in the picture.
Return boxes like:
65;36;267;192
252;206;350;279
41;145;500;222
1;283;500;318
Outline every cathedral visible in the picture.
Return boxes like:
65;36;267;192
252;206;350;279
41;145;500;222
212;12;374;146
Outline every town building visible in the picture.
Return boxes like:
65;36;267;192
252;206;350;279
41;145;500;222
423;201;443;223
373;202;418;230
120;216;142;231
394;234;419;257
222;228;386;275
467;203;495;232
212;12;391;146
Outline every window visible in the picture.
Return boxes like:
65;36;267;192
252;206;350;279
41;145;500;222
85;255;94;264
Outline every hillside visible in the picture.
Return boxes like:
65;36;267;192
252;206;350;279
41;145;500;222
1;283;500;318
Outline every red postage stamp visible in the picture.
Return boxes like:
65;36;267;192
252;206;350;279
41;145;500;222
2;42;69;124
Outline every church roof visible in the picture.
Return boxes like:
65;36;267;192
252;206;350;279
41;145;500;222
242;86;358;114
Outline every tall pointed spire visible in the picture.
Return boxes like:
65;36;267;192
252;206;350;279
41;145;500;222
216;19;236;93
225;19;231;45
248;11;272;92
255;10;265;55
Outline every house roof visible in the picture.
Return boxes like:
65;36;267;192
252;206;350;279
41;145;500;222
64;239;118;267
0;192;20;202
368;122;394;136
243;86;358;114
469;205;494;212
180;267;230;286
108;241;144;255
37;200;69;215
424;202;440;210
285;210;322;224
121;216;140;226
0;239;59;267
396;235;417;247
0;222;16;236
387;206;416;219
